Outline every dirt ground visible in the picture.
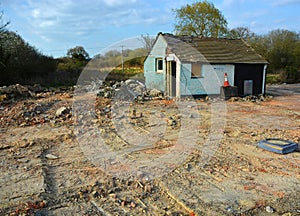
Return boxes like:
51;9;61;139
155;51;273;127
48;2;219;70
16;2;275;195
0;84;299;215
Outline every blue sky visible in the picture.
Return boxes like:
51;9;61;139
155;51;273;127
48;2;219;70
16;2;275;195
2;0;300;58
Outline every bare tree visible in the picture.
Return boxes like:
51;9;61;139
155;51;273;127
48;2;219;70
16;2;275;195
0;10;9;32
139;33;155;53
0;9;10;69
229;27;254;40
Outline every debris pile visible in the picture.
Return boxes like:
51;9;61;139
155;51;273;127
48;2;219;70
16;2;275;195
81;79;162;101
0;84;75;104
0;84;33;102
228;94;273;102
0;91;73;127
0;83;299;215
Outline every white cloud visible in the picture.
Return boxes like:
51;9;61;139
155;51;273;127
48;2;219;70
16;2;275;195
6;0;298;57
241;10;268;19
103;0;137;7
32;9;40;18
39;35;51;42
222;0;235;7
274;18;286;24
221;0;246;8
6;0;162;43
250;21;257;28
33;0;155;28
271;0;300;6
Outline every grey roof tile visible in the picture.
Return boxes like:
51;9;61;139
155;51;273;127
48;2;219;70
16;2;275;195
162;33;268;64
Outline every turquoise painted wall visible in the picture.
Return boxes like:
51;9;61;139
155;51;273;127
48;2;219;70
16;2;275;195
144;35;167;92
180;63;234;95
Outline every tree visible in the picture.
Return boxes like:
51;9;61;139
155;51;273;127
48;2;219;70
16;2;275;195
249;29;300;69
67;46;89;61
0;31;56;85
139;33;155;53
173;0;228;37
58;46;90;74
268;30;298;69
228;27;254;40
249;34;269;61
0;9;9;69
249;29;300;83
0;10;9;32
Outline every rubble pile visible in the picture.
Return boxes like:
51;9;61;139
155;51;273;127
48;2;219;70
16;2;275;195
0;83;299;215
81;79;163;101
0;84;75;104
0;84;33;102
0;86;73;127
228;94;273;102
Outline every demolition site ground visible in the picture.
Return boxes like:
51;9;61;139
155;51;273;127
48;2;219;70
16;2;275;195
0;83;299;215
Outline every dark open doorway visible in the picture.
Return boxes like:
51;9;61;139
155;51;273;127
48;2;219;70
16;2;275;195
171;61;176;97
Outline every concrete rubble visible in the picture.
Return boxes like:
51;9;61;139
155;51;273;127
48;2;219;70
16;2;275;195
0;83;299;215
82;79;163;101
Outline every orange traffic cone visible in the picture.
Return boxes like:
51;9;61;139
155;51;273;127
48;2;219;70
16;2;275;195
223;73;230;87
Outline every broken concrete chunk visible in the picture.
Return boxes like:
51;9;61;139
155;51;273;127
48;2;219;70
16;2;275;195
265;206;274;213
149;88;162;97
56;106;69;117
45;154;59;160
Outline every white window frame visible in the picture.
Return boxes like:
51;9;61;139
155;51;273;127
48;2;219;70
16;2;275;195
156;58;163;73
191;63;203;78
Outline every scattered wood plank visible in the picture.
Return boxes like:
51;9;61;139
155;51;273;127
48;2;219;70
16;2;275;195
159;182;195;215
204;178;225;192
135;125;150;134
90;200;112;216
137;180;144;188
137;198;147;208
197;172;225;192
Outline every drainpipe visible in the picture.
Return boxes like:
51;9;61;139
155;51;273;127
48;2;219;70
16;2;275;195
176;61;180;99
164;58;167;96
262;64;267;95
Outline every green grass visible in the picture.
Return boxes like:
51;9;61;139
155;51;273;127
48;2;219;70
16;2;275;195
107;67;144;82
266;74;281;84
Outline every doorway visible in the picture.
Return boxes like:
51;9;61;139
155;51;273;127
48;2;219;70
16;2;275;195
171;61;176;97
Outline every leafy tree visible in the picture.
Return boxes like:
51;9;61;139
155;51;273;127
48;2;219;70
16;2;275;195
57;46;90;74
228;27;254;40
173;0;228;37
250;29;299;71
67;46;90;61
280;66;299;83
269;30;299;69
249;29;300;83
0;31;56;85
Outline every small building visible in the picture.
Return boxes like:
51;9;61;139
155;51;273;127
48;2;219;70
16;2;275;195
144;33;268;98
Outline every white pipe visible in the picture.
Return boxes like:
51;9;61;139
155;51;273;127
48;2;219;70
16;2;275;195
176;59;181;99
262;64;267;95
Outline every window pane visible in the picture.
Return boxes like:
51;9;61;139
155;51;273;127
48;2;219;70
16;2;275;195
157;58;163;71
192;63;202;77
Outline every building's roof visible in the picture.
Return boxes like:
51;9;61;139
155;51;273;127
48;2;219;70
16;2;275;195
161;33;268;64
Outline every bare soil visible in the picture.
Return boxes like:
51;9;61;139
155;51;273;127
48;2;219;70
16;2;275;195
0;84;299;215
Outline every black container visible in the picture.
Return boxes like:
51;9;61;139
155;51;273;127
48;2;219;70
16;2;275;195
220;86;238;100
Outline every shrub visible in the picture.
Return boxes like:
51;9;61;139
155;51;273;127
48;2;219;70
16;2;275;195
279;66;300;83
266;73;281;84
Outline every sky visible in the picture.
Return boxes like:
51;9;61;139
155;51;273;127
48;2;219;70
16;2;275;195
1;0;300;58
